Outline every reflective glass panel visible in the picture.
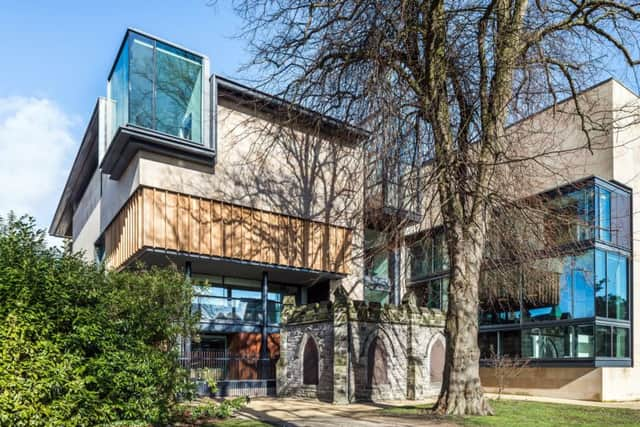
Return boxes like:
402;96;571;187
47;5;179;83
522;325;593;359
501;330;521;357
480;268;521;325
408;230;449;280
597;187;612;242
155;41;202;142
128;34;154;129
596;325;611;357
522;252;594;322
364;287;390;305
613;327;629;358
413;277;448;310
611;190;631;248
108;40;129;135
595;250;607;317
479;332;498;359
607;252;628;320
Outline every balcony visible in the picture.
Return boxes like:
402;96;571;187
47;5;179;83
101;29;214;178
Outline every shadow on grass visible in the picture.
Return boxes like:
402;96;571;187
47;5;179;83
381;399;640;427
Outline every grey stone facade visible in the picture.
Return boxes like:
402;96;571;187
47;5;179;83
277;287;446;403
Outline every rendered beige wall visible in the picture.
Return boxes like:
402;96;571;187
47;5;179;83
480;367;603;401
601;81;640;401
135;102;366;297
72;170;101;260
409;80;618;237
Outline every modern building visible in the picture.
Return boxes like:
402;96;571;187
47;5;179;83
52;29;639;401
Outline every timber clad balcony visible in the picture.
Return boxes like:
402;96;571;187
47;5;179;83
103;187;352;274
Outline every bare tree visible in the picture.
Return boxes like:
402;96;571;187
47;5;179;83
219;0;640;416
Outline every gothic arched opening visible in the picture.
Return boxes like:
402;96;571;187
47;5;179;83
302;337;319;385
430;338;445;383
367;336;389;386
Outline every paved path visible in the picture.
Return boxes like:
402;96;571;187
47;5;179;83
236;397;457;427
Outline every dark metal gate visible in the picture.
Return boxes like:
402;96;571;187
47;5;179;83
180;351;277;397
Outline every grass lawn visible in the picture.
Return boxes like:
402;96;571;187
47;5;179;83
382;399;640;427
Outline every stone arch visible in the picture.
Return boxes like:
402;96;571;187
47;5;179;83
367;336;390;386
300;334;319;385
427;333;446;384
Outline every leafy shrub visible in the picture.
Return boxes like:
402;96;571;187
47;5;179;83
174;396;249;423
0;214;197;426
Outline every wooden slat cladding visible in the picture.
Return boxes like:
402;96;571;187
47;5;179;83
104;187;352;274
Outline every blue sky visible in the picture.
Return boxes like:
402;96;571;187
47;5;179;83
0;1;251;236
1;1;639;241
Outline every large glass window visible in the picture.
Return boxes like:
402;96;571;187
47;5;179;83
522;251;594;322
522;325;593;359
480;267;521;325
478;332;498;359
407;230;449;280
412;277;449;311
607;252;628;320
364;285;390;305
128;33;154;130
109;39;129;131
107;31;204;144
595;185;631;248
364;229;390;285
155;41;202;142
191;276;295;326
596;187;611;242
596;325;630;358
545;186;594;245
595;249;628;320
502;330;522;358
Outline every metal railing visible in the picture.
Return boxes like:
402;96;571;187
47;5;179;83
180;351;277;381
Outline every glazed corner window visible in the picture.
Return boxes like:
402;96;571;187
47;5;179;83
595;249;628;320
596;325;629;358
595;185;631;248
107;31;204;144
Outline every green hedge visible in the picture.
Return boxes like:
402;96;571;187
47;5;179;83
0;214;197;426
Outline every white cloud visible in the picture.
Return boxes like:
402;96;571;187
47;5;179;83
0;97;77;241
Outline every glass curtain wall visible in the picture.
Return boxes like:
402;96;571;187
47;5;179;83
107;31;203;144
474;178;632;365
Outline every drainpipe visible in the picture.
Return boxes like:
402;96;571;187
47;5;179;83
347;315;353;403
390;237;401;305
261;272;269;379
184;262;193;368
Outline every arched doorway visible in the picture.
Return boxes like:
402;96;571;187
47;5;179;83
302;337;319;385
429;338;445;383
367;337;389;386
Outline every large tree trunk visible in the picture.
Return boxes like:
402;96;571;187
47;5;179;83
433;225;493;416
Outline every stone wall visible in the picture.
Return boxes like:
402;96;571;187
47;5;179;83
277;287;445;403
